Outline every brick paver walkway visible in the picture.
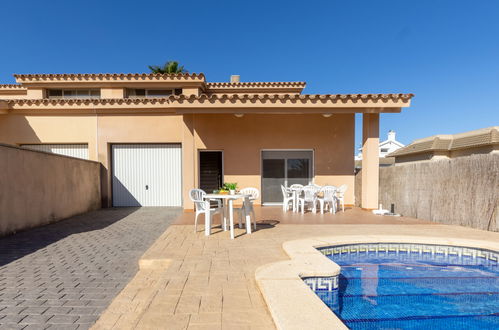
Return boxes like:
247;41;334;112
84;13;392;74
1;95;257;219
0;207;181;330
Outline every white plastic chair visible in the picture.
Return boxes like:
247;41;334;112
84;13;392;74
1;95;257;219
189;189;223;233
298;185;318;213
281;185;294;211
234;187;259;231
336;184;348;212
317;186;337;214
312;183;322;190
289;184;303;211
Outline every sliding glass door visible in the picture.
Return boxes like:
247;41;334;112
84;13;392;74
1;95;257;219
261;150;313;205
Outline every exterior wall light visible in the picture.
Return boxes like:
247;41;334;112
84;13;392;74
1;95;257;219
322;113;333;118
234;113;244;118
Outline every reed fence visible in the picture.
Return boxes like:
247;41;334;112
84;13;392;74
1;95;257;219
356;154;499;231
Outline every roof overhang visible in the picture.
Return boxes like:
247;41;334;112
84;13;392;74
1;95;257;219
206;81;306;94
172;94;411;114
13;73;207;89
2;93;413;115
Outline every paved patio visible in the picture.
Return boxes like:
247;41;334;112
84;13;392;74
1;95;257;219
172;205;432;226
3;206;498;330
0;207;181;330
91;206;499;330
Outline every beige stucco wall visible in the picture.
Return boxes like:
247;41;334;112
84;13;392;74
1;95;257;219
0;91;28;99
0;112;355;209
192;114;355;206
0;144;101;236
0;114;97;157
101;87;125;98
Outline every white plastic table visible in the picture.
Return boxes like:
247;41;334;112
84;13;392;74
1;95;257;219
204;194;251;239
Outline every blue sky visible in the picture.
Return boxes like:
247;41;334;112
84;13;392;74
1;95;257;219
1;0;498;148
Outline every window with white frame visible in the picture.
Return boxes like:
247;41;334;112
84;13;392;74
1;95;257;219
47;89;100;99
127;88;182;98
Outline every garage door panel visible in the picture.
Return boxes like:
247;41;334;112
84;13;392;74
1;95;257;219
112;144;182;207
21;144;89;160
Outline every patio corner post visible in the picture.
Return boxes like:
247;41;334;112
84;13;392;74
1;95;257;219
361;113;380;209
182;114;196;210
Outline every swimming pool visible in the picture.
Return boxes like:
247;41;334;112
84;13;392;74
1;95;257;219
309;243;499;329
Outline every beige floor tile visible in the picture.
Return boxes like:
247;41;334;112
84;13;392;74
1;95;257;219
91;312;121;330
136;313;190;330
163;276;188;295
222;295;253;312
111;314;140;330
249;326;275;330
175;295;202;314
149;293;181;315
189;312;222;325
106;300;141;313
221;309;271;324
199;294;222;313
131;287;158;303
248;291;268;309
187;324;222;330
221;323;251;330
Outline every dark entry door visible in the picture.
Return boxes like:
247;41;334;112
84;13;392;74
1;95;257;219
199;151;223;193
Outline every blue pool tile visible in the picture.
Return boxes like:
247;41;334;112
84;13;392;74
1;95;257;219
311;243;499;329
337;276;499;296
344;315;499;330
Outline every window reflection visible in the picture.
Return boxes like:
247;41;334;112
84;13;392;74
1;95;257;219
361;265;379;305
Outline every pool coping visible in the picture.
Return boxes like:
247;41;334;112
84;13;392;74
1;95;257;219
255;234;499;330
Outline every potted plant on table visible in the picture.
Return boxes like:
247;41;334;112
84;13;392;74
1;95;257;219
222;182;238;195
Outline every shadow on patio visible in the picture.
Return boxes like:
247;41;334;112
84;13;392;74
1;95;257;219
0;207;142;267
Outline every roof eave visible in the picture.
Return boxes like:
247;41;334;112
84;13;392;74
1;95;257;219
13;73;206;85
4;93;413;114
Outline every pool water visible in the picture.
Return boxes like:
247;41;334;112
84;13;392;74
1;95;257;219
314;244;499;329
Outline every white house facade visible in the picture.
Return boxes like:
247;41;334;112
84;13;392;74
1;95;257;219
355;130;405;160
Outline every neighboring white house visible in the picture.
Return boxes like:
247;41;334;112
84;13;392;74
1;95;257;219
355;130;405;160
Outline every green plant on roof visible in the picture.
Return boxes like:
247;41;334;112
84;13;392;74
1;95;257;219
148;61;188;74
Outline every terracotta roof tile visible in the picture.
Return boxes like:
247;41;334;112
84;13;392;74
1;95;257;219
179;93;413;102
0;84;25;89
206;81;306;88
6;93;414;107
7;98;170;106
14;73;205;82
389;127;499;157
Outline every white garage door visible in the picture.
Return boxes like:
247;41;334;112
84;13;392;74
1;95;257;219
112;144;182;207
21;144;89;160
